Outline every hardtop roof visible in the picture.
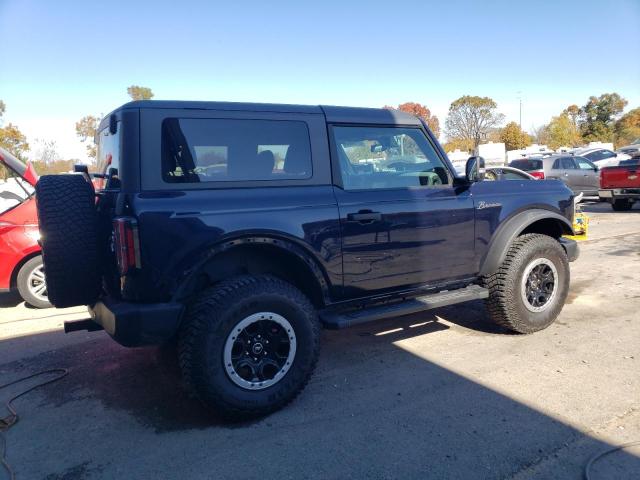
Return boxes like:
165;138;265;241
101;100;423;130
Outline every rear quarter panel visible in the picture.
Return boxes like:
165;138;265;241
0;198;40;289
129;187;342;301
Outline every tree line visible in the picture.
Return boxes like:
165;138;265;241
389;93;639;153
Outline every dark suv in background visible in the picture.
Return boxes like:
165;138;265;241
36;101;579;418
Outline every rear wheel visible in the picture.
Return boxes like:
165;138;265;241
16;255;51;309
612;199;632;211
483;234;569;333
178;275;320;419
35;174;101;307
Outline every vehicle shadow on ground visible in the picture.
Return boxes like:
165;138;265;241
581;203;640;214
1;312;638;478
0;290;22;308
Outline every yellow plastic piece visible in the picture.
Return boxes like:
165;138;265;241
563;211;589;241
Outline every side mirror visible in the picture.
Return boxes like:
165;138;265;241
594;165;599;172
465;156;486;183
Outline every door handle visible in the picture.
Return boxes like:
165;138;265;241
347;210;382;223
563;173;569;176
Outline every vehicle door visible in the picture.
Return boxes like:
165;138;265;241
547;157;570;182
558;157;583;192
573;156;600;194
329;125;475;298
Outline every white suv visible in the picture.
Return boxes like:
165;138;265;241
573;147;631;168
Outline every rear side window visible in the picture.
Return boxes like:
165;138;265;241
162;118;312;183
510;159;542;171
96;125;120;176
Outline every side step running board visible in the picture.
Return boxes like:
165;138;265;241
320;285;489;330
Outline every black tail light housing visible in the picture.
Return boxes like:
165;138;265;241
113;217;141;275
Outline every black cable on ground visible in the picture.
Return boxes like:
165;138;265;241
0;369;69;480
584;440;640;480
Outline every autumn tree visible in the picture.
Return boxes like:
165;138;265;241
499;121;532;150
579;93;627;143
442;137;474;153
127;85;154;101
445;95;505;153
545;113;581;150
75;115;99;159
563;104;580;127
614;107;640;147
0;124;30;159
385;102;440;137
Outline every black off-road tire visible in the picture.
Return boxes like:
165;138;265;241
612;199;633;211
35;174;101;307
16;255;52;309
483;234;569;334
178;275;320;419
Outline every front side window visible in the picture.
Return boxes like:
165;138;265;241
332;126;450;190
162;118;312;183
575;157;595;170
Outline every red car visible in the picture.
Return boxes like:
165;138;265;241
0;147;50;308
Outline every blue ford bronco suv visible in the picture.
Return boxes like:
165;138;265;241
36;101;579;418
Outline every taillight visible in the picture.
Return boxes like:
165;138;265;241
530;170;545;180
113;217;141;275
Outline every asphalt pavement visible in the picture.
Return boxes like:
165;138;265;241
1;201;639;479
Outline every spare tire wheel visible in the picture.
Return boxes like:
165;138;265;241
35;174;101;307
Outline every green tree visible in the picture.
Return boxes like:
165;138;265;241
385;102;440;138
445;95;505;153
499;121;532;150
75;115;99;159
545;113;581;149
0;100;5;120
579;93;628;143
614;107;640;147
127;85;154;101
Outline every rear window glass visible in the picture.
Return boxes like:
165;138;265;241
509;159;542;171
162;118;312;183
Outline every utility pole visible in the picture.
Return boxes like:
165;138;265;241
517;91;522;128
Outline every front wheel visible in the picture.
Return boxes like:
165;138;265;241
178;275;320;419
17;255;52;309
483;234;570;333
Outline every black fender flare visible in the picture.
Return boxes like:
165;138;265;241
479;209;574;276
171;235;331;304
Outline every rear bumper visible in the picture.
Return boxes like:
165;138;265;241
559;237;579;262
599;189;640;201
88;296;184;347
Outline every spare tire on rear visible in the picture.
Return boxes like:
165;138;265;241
36;174;101;307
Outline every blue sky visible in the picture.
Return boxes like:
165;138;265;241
1;0;639;161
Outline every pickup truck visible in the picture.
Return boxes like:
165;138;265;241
35;101;579;418
598;159;640;211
